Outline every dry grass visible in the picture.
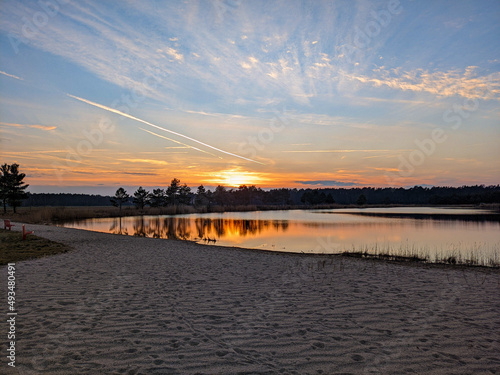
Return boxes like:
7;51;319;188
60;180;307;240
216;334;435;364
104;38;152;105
341;242;500;268
1;206;131;224
0;229;70;265
0;204;343;225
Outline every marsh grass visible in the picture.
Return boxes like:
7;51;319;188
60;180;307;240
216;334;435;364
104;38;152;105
342;242;428;264
0;229;70;265
0;205;199;224
0;204;341;225
342;241;499;268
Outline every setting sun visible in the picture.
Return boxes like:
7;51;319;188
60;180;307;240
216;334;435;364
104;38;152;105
222;169;263;187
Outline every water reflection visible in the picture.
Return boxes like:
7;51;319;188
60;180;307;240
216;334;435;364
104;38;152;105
60;209;499;265
108;217;291;241
109;217;128;236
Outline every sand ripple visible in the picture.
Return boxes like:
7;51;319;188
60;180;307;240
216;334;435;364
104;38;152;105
1;223;499;374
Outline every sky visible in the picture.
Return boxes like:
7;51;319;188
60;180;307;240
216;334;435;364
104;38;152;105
0;0;499;194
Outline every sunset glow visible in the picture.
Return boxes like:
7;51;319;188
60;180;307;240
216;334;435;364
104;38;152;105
1;1;499;194
220;169;265;188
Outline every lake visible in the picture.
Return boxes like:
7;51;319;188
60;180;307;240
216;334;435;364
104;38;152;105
60;207;500;266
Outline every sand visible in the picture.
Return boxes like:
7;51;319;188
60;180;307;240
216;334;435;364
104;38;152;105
1;223;499;374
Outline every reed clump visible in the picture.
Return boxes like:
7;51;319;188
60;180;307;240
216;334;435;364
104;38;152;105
342;242;499;268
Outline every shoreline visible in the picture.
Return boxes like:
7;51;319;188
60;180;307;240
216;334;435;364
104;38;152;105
2;203;499;226
1;223;499;374
6;220;500;269
54;221;500;269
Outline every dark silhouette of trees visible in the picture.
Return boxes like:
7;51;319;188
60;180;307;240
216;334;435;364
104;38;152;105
166;178;180;205
149;188;166;207
195;185;209;207
24;193;111;206
0;163;29;213
356;194;367;206
214;185;227;206
301;189;328;205
14;181;500;209
264;188;290;205
0;164;10;214
178;184;191;205
133;187;149;209
110;187;129;212
325;193;335;204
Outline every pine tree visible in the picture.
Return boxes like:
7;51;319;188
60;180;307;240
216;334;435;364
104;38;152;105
0;163;29;213
214;185;227;206
149;188;167;207
178;184;191;205
110;187;129;213
166;178;180;205
195;185;208;206
0;164;9;214
133;186;150;209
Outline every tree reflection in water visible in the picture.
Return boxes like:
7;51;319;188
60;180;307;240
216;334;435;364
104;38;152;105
109;216;290;241
133;216;146;237
109;217;128;236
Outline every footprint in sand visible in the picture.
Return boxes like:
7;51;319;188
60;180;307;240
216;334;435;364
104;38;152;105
351;354;364;361
311;342;325;349
216;350;229;357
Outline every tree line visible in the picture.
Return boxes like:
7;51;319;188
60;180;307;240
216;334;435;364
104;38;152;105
2;163;499;210
21;183;500;209
105;181;500;209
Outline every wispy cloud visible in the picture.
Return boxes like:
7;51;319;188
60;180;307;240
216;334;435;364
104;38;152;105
0;122;23;128
296;180;360;187
117;159;169;166
122;171;159;176
1;1;499;189
349;66;500;100
282;149;410;153
0;122;56;131
28;125;57;131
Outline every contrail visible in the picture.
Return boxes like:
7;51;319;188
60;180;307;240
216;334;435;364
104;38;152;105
67;94;263;164
138;127;220;158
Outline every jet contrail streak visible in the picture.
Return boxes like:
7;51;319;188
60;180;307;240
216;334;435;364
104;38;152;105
138;127;220;158
67;94;263;164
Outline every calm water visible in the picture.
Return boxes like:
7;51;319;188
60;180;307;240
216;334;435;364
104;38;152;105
60;207;500;265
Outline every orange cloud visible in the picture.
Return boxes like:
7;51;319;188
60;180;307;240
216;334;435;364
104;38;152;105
29;125;57;131
0;122;23;128
0;122;57;131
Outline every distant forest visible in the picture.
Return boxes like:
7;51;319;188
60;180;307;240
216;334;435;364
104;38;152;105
22;185;500;207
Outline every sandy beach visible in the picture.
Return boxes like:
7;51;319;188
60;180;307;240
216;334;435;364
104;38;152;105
1;223;499;374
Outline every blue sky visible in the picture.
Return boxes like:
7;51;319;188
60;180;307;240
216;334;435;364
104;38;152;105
0;0;499;194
